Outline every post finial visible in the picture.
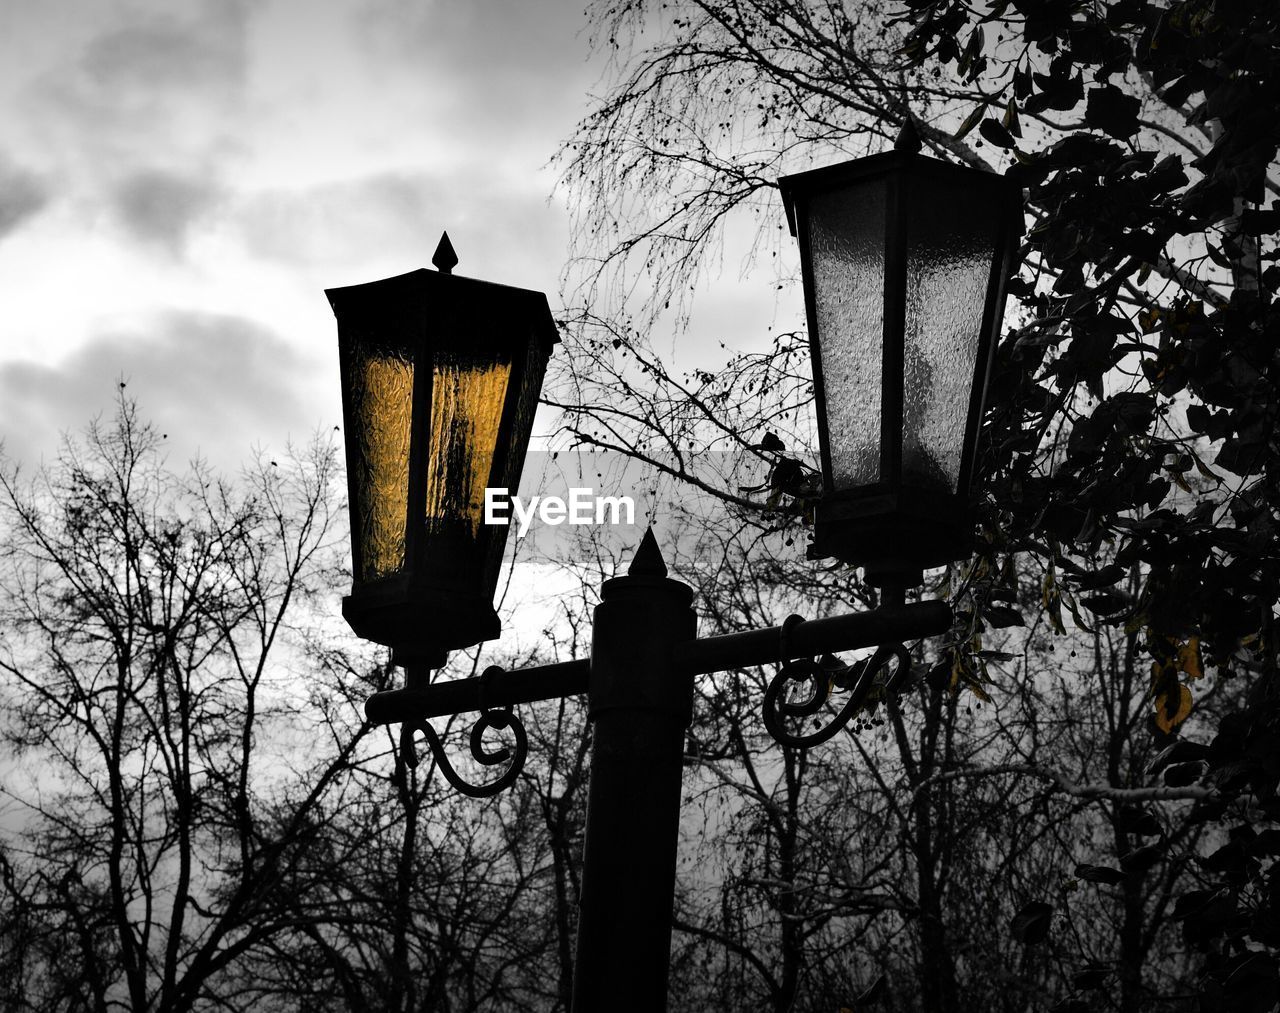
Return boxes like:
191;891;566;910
432;231;459;274
628;527;668;577
894;118;922;154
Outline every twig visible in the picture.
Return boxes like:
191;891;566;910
911;763;1217;803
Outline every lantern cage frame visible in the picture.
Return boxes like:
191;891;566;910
778;132;1024;587
327;240;559;667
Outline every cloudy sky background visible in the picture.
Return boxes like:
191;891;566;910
0;0;615;473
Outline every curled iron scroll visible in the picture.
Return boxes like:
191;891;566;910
398;666;528;798
763;642;913;749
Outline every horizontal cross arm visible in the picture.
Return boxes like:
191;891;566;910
363;600;952;726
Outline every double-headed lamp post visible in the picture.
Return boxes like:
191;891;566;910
327;124;1021;1013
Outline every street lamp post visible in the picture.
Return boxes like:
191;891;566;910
330;126;1021;1013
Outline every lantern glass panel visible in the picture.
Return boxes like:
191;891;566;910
348;340;414;582
425;350;512;536
808;177;887;490
900;191;998;492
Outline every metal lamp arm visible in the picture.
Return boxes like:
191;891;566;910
365;598;952;730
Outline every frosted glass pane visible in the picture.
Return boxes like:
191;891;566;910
901;197;994;492
425;352;511;535
808;181;885;489
350;347;413;582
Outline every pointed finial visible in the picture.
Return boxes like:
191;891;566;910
628;527;668;577
432;231;458;274
895;118;922;154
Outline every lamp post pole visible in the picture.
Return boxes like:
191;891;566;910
572;530;696;1010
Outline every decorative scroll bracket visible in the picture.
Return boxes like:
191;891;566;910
397;666;529;798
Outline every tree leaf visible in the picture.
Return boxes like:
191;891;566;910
1081;588;1129;616
984;605;1025;628
979;118;1015;148
1223;952;1280;1013
1010;901;1054;944
1003;97;1022;137
1190;452;1222;483
1164;761;1204;787
758;431;786;453
1147;738;1211;774
1115;807;1163;837
1154;683;1193;734
1120;842;1164;874
1068;563;1126;591
1074;863;1127;884
1177;636;1204;679
955;102;987;140
964;673;992;703
1085;84;1141;138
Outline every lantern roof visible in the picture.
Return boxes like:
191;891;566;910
778;148;1023;240
325;266;561;351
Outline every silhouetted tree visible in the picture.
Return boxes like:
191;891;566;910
0;396;374;1011
555;1;1280;1007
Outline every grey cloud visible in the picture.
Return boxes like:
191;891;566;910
0;155;50;240
78;6;248;101
0;311;322;475
362;0;590;88
23;3;249;186
357;0;598;146
112;169;221;252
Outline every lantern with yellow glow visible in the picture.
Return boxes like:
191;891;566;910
327;234;558;666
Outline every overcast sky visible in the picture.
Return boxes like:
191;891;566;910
0;0;604;473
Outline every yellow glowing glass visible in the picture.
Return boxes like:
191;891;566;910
353;351;413;581
425;355;512;534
